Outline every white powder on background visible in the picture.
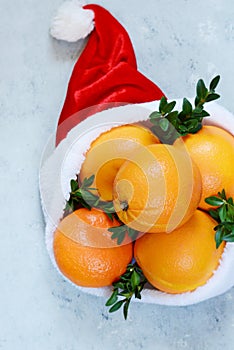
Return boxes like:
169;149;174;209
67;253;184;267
39;100;234;306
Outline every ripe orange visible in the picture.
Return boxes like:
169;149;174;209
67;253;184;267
113;143;202;233
79;124;159;201
53;208;133;287
175;125;234;210
134;210;225;294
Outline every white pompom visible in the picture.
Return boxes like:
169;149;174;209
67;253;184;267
50;0;95;42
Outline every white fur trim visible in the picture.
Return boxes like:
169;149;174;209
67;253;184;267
39;101;234;306
50;0;95;42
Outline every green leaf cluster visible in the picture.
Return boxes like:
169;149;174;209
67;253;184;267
64;175;141;244
108;225;139;245
64;175;116;220
105;262;147;319
64;175;97;215
149;75;220;144
205;189;234;248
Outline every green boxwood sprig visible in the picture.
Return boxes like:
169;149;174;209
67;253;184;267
149;75;220;144
105;262;147;320
108;225;139;245
64;175;116;220
205;189;234;248
64;175;141;244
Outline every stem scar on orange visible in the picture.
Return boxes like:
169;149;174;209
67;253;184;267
113;143;202;233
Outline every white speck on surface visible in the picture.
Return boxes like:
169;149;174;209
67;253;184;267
198;19;217;43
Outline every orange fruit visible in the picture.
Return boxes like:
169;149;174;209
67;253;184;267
53;208;133;287
113;143;202;233
134;210;225;294
175;125;234;210
79;124;159;201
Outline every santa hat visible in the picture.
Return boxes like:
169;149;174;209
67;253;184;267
50;1;165;145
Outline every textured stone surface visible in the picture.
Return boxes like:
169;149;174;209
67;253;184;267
1;0;234;349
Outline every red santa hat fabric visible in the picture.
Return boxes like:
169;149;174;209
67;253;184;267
51;2;165;145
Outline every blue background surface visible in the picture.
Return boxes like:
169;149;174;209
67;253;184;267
1;0;234;349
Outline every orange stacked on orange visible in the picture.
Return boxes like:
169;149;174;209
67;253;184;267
79;124;160;201
113;143;202;233
53;122;234;294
